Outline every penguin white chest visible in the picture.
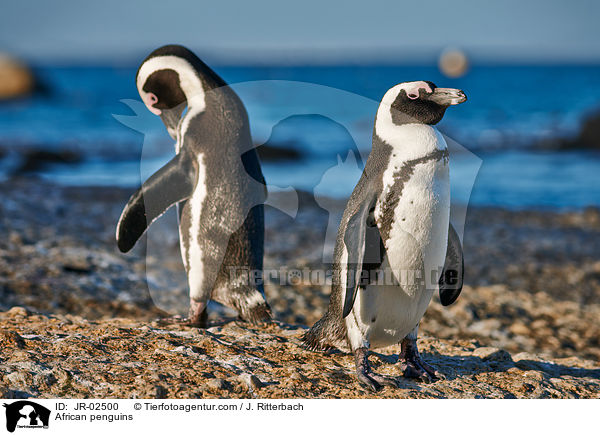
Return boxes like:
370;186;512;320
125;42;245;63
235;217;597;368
375;158;449;346
347;132;450;350
375;126;450;285
382;156;450;282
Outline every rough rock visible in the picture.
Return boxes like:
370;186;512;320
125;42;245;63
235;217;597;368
0;311;597;399
0;178;599;398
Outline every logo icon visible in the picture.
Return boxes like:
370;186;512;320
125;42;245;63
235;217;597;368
3;401;50;433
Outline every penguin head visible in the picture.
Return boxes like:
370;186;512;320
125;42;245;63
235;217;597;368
381;81;467;126
135;45;229;134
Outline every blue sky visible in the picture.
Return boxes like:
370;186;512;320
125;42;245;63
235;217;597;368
1;0;599;64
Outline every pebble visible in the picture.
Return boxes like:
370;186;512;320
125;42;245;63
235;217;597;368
509;322;530;336
155;385;168;399
5;371;30;387
6;306;30;317
207;378;227;390
0;330;26;348
290;371;307;382
52;367;72;386
468;319;502;335
523;371;545;381
238;373;264;390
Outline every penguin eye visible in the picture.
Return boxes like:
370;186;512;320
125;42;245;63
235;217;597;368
407;93;419;100
148;93;158;104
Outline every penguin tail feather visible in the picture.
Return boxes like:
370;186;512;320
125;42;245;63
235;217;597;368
302;315;338;352
239;301;272;325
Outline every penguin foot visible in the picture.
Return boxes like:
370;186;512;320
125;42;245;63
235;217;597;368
155;300;208;328
355;347;400;392
399;337;441;383
188;299;208;326
155;315;206;328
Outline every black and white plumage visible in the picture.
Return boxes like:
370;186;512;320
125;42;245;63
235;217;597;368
303;81;466;391
116;45;270;326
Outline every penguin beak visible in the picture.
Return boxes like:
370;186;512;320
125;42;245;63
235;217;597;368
429;88;467;106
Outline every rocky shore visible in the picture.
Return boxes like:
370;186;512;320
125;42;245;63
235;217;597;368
1;308;598;399
0;177;599;398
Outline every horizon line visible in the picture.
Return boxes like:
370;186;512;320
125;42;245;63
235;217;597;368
7;47;600;68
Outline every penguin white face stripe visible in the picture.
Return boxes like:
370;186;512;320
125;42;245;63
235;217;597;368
400;81;432;99
380;81;431;105
136;55;206;116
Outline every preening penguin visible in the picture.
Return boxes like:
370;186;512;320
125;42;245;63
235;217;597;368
116;45;271;326
303;81;466;391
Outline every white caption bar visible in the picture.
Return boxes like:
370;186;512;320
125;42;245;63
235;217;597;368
0;399;596;435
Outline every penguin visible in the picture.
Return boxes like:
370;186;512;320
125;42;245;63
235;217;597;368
116;45;271;327
303;81;466;391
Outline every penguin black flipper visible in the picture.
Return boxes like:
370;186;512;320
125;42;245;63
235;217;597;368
439;223;464;306
342;191;378;318
116;150;197;253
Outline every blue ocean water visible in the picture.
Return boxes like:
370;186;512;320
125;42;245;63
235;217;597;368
1;64;600;209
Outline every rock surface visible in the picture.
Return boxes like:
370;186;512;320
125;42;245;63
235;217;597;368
0;309;598;399
0;178;599;398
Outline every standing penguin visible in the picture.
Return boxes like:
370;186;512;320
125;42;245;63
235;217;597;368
117;45;271;326
303;81;466;391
